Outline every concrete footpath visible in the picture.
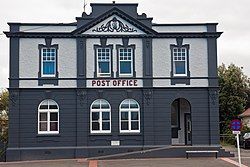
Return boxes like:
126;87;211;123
0;145;250;167
0;157;247;167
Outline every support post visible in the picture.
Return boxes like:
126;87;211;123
236;133;242;167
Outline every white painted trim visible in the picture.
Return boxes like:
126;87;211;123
90;99;111;134
96;48;112;77
118;48;133;77
119;99;140;133
41;47;56;77
37;99;59;134
173;47;188;76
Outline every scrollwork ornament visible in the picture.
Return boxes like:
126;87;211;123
144;89;153;105
92;17;137;33
77;90;87;106
9;92;18;106
209;90;218;105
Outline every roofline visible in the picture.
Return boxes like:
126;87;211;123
4;31;223;38
152;23;218;26
7;22;77;26
90;3;138;6
7;22;217;27
72;7;158;35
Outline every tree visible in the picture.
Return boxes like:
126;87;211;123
218;64;250;134
246;90;250;108
0;89;9;112
0;89;9;143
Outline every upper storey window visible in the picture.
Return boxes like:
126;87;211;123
42;48;56;77
119;48;133;76
170;38;190;85
173;47;187;76
97;48;111;77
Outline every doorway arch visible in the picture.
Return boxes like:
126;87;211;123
171;98;191;145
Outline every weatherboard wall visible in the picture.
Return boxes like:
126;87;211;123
7;87;217;161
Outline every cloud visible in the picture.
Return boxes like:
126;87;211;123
0;63;8;89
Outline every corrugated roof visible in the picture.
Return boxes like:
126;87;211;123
240;108;250;117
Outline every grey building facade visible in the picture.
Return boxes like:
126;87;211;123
5;2;227;161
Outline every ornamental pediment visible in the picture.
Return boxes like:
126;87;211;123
83;15;146;35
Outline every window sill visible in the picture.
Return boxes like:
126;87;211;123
173;75;188;78
40;76;57;79
119;132;141;136
37;133;60;137
97;75;112;78
118;74;133;78
89;133;112;136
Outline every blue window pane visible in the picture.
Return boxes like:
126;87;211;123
131;112;138;120
101;102;109;109
121;102;129;109
92;122;99;130
175;62;185;74
99;62;109;73
131;122;139;130
121;122;129;130
120;62;131;74
130;100;138;108
92;112;99;121
102;122;110;130
43;62;55;75
121;112;128;120
102;112;110;120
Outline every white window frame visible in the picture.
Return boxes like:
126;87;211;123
38;99;59;134
173;47;187;77
90;99;111;134
119;99;140;133
119;48;133;77
41;47;56;77
97;48;111;77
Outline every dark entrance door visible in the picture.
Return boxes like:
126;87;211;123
185;113;192;145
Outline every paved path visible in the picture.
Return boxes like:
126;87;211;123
0;157;245;167
1;145;250;167
98;158;237;167
224;145;250;166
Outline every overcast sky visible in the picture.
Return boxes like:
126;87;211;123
0;0;250;89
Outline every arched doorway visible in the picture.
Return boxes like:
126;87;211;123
171;98;191;145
